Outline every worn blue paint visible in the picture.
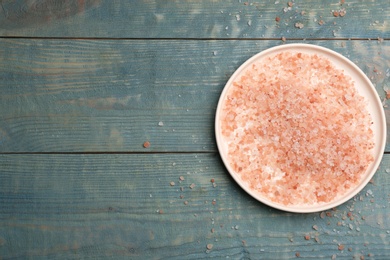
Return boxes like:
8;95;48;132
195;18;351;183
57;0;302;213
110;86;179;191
0;1;388;39
0;39;388;152
0;1;389;259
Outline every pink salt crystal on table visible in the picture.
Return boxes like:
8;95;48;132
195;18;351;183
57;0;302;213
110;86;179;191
220;51;374;207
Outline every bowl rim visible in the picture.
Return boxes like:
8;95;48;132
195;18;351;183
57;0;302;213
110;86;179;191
215;43;386;213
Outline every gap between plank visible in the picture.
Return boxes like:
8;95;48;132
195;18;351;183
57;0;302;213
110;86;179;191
0;151;216;155
0;36;388;41
1;151;389;155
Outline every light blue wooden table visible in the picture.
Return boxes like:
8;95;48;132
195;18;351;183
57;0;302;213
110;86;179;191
0;1;389;259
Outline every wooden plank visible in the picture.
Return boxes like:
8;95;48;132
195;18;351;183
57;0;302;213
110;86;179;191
0;0;388;39
0;39;388;152
0;153;390;259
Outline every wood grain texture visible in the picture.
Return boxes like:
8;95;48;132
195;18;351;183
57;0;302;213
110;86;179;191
0;153;389;259
0;0;388;39
0;39;388;152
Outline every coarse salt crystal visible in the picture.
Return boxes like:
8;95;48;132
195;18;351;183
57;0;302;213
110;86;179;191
220;51;375;207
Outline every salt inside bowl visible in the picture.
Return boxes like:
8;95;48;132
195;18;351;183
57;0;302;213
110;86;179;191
215;44;386;213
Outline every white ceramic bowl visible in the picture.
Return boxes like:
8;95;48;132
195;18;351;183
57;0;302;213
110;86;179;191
215;43;386;213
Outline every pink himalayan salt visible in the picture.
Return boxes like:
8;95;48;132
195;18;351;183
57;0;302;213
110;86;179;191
220;51;374;206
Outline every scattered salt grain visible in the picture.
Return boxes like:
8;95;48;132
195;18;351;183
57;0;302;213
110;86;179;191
179;176;185;181
158;121;164;126
170;182;175;186
294;22;304;28
235;14;241;21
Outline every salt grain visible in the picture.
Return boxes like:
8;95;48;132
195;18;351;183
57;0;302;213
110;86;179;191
295;22;304;29
220;51;374;207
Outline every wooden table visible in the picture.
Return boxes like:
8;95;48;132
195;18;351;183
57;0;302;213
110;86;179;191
0;1;389;259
